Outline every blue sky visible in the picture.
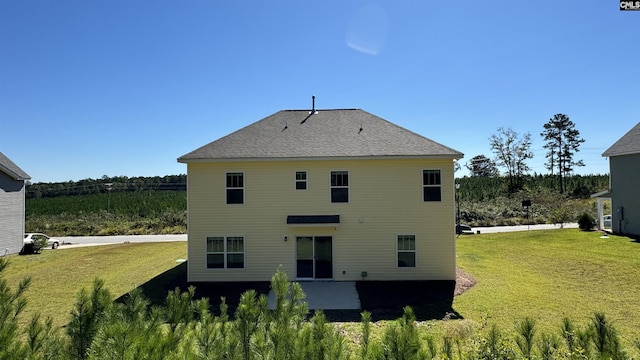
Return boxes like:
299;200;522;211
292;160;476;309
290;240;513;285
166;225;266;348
2;1;638;183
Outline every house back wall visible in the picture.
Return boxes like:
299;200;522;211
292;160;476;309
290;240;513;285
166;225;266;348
186;158;456;282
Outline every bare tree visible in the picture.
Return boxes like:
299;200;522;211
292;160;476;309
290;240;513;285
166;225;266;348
489;127;533;193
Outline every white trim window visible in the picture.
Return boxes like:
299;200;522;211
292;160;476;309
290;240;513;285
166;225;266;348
330;171;349;203
423;169;442;202
206;236;245;269
226;172;244;204
397;234;416;268
295;171;307;190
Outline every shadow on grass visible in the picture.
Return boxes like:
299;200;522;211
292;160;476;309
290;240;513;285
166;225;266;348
119;262;460;322
116;262;270;315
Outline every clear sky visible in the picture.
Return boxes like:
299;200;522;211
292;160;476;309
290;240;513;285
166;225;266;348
2;1;638;183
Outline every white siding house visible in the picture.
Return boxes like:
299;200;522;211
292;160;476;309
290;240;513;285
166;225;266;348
178;108;463;282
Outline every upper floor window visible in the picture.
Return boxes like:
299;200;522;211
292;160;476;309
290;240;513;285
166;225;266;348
206;236;245;269
423;170;441;202
330;171;349;203
226;172;244;204
295;171;307;190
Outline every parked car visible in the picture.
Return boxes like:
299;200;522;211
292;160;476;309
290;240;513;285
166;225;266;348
24;233;60;250
603;215;612;228
456;223;473;235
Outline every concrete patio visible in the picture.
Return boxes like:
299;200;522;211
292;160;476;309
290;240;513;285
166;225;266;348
267;281;361;310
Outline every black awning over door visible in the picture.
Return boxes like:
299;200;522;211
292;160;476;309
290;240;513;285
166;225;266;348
286;215;340;225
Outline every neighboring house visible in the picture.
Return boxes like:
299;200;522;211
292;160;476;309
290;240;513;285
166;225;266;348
0;152;31;256
593;122;640;236
178;107;463;282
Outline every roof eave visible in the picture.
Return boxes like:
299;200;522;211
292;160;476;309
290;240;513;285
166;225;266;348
0;165;31;181
178;154;463;164
602;149;640;158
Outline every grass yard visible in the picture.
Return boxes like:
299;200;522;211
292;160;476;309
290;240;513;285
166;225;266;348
2;229;640;357
3;242;187;328
454;229;640;351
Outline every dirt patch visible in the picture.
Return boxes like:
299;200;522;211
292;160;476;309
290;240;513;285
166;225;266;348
455;268;477;296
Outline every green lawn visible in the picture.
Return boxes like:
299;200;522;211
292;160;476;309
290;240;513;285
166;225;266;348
3;230;640;356
3;242;187;328
454;229;640;351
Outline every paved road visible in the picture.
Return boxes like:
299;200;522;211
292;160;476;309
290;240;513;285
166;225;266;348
54;223;579;248
469;223;578;234
56;234;187;249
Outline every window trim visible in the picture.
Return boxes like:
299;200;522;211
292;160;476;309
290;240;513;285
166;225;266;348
226;172;245;205
422;169;442;202
206;235;245;269
330;170;349;203
295;170;308;190
396;234;417;268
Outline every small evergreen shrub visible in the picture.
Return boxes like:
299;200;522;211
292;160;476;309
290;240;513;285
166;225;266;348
577;212;595;231
4;261;640;360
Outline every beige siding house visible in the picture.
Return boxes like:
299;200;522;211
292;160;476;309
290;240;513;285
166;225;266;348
596;122;640;236
178;108;463;282
0;152;31;256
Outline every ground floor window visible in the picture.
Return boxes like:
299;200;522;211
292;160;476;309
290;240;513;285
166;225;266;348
397;234;416;268
206;236;244;269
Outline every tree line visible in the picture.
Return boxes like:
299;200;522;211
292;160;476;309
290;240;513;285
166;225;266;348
456;174;609;202
464;113;594;194
26;175;186;199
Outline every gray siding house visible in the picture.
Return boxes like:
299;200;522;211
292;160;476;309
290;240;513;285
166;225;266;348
0;152;31;256
599;122;640;237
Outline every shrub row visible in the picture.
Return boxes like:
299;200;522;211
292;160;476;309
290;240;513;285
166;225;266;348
2;260;638;360
458;187;602;227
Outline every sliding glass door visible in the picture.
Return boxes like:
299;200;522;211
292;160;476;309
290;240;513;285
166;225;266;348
296;236;333;279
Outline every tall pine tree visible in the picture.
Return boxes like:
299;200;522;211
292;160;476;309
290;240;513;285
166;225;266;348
541;114;585;194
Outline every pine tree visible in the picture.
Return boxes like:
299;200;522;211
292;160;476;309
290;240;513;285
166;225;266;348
269;267;308;359
541;114;585;194
515;317;536;360
234;290;266;360
67;279;112;360
0;258;29;360
381;306;420;360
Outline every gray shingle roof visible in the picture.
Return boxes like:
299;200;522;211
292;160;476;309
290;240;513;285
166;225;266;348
0;152;31;180
178;109;463;162
602;122;640;157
